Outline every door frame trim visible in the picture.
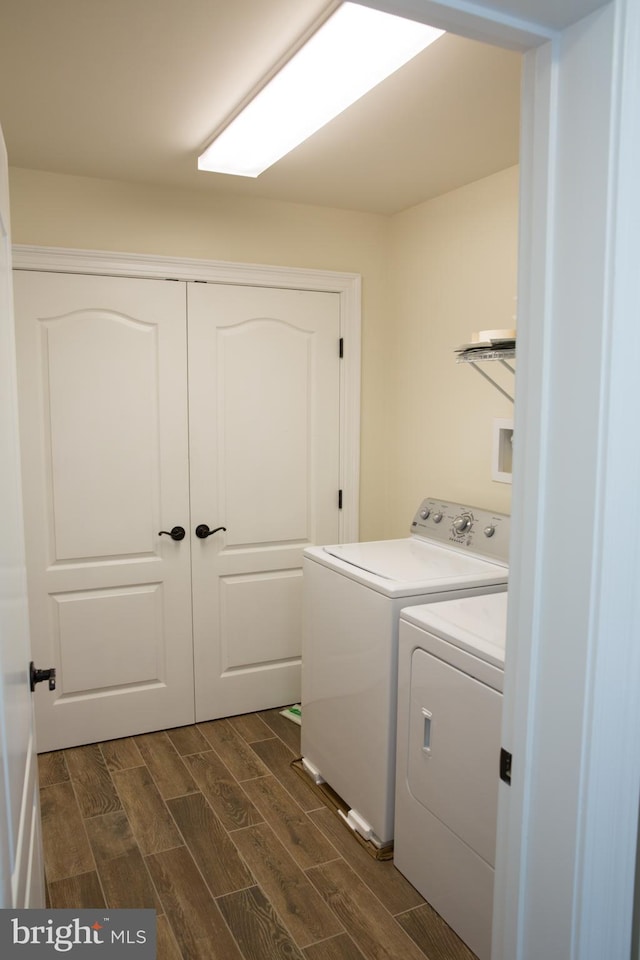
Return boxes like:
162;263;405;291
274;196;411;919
12;244;360;543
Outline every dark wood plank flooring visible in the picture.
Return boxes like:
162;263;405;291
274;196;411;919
39;709;477;960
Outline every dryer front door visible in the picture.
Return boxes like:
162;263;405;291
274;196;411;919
407;644;502;866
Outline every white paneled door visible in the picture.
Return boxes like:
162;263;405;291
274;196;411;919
188;283;340;720
14;272;341;750
14;272;194;751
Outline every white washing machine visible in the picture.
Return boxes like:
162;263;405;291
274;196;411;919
300;497;509;848
394;592;508;960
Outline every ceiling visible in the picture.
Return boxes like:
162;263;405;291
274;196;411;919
0;1;528;215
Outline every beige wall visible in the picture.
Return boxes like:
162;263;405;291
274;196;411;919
8;164;518;540
385;165;519;536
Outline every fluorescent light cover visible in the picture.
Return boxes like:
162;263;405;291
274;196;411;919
198;2;444;178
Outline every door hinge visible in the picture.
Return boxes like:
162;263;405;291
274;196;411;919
339;337;344;358
499;747;512;785
338;489;343;509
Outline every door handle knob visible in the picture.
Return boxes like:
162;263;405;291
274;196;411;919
158;526;186;541
30;661;56;692
195;524;227;539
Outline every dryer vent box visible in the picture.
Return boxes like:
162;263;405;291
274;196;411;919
493;418;513;484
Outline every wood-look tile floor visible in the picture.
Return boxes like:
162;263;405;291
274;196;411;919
38;709;477;960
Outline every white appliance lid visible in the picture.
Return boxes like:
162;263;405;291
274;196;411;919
323;538;506;584
401;592;509;667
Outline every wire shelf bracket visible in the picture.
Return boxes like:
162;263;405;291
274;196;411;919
456;350;515;404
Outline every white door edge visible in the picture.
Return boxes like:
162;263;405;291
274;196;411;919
11;245;360;545
1;123;44;907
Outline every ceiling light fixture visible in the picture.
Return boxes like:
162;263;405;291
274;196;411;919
198;2;444;178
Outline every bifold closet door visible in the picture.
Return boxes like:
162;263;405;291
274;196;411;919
14;272;194;752
188;283;341;721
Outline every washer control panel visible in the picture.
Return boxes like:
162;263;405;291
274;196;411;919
410;498;509;564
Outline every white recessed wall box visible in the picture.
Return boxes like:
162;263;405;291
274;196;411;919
493;418;513;483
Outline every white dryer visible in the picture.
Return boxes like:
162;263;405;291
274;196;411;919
301;498;509;849
394;592;508;960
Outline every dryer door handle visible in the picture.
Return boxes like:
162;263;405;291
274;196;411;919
421;707;433;756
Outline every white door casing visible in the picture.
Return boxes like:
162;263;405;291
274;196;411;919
14;271;195;752
0;125;44;907
188;283;341;720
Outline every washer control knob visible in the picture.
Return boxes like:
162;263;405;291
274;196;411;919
484;524;496;538
420;508;430;520
433;512;443;523
453;514;472;534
